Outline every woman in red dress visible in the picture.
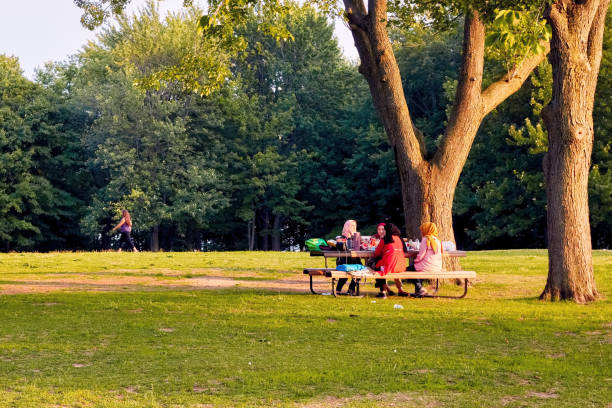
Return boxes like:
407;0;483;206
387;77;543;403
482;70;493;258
373;223;410;298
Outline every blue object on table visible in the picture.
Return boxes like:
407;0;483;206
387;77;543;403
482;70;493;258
336;264;366;272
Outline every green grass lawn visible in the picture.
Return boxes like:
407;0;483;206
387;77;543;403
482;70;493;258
0;250;610;407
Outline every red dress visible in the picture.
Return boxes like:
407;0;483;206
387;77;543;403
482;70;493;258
374;236;406;276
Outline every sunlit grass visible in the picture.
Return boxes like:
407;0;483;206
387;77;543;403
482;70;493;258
2;251;321;279
0;250;610;407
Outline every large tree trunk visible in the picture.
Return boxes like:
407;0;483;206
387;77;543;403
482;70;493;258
272;213;282;251
539;0;608;303
343;0;547;270
151;225;160;252
403;168;462;269
261;210;270;251
248;219;256;250
193;231;201;251
186;229;195;251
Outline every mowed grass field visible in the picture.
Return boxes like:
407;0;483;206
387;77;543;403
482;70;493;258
0;250;610;407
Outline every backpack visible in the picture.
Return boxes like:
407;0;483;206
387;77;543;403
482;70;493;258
305;238;328;252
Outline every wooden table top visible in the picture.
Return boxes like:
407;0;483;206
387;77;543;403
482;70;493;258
311;249;467;258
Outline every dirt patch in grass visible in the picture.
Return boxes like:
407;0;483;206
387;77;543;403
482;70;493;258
526;391;559;399
500;395;520;406
0;274;333;295
554;331;577;337
0;270;495;297
295;392;440;407
158;327;175;333
0;274;470;296
106;267;281;278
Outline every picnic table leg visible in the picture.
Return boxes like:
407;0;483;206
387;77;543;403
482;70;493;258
331;278;337;297
431;279;440;296
355;279;360;296
457;279;469;299
309;275;320;295
429;278;469;299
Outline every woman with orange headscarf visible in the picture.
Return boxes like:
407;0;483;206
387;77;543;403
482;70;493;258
407;222;443;296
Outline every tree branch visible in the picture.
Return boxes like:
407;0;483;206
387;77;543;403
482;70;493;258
343;0;366;19
433;10;485;172
587;0;609;68
544;1;562;27
482;41;550;116
344;0;367;32
344;0;373;77
342;0;426;164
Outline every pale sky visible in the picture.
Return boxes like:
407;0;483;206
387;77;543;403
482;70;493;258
0;0;357;80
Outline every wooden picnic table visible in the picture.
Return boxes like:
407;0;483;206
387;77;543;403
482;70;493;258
305;249;473;298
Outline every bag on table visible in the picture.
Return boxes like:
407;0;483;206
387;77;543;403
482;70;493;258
305;238;328;252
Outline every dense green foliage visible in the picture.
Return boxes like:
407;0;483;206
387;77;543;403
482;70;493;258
0;4;610;251
0;57;89;251
454;10;612;249
0;250;610;406
72;9;229;250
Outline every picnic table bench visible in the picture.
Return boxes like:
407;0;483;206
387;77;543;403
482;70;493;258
305;250;475;298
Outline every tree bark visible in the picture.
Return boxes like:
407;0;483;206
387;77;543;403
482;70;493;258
248;219;255;250
193;231;201;251
261;210;270;251
540;0;608;303
151;225;160;252
186;230;195;251
272;213;282;251
101;219;112;250
343;0;548;270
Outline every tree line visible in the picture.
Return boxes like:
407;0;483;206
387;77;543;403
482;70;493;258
1;3;610;253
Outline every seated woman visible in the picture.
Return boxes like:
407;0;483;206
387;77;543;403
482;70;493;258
335;219;361;295
365;223;385;268
368;223;385;249
407;222;443;296
373;223;410;298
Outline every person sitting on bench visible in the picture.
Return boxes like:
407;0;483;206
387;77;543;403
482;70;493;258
366;223;385;252
373;223;411;298
407;222;444;296
366;223;386;269
335;219;361;295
